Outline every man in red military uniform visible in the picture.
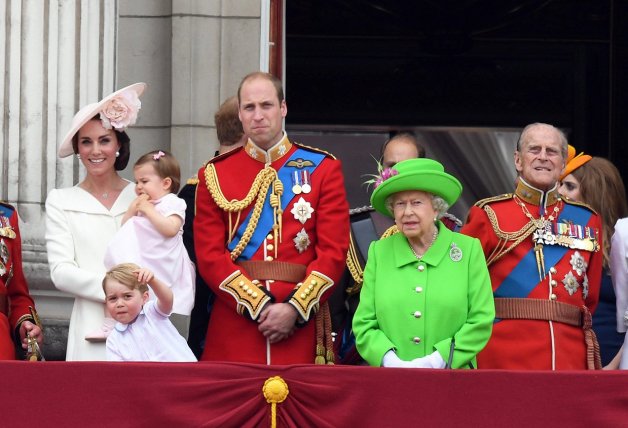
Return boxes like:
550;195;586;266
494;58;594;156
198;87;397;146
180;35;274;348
0;202;44;359
461;123;602;369
194;72;349;364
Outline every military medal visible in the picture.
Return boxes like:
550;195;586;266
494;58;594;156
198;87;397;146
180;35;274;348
301;170;312;194
449;243;462;262
291;171;302;195
293;228;311;253
0;239;8;264
291;197;314;224
0;215;15;239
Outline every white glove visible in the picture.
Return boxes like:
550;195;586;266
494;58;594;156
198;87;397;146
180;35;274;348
381;350;413;368
410;351;446;369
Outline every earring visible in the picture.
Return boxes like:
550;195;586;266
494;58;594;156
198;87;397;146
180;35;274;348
434;217;438;223
76;154;81;159
116;151;120;157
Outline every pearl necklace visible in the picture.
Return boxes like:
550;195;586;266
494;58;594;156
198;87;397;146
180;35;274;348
409;228;439;259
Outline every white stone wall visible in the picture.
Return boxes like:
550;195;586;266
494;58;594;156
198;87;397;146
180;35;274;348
118;0;262;183
0;0;263;359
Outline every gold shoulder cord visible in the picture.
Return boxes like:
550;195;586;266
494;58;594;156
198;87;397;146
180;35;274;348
381;225;399;239
483;205;537;266
345;232;363;294
204;163;283;261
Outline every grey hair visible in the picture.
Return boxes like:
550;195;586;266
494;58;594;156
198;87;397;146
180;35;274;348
516;122;568;159
385;193;450;218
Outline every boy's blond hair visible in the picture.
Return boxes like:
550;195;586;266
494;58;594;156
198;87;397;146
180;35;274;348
102;263;149;294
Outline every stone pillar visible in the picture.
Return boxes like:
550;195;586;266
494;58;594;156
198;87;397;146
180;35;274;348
0;0;117;359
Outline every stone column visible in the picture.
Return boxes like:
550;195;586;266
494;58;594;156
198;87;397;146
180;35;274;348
0;0;117;359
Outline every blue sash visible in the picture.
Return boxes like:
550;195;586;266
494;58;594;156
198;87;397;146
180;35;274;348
228;148;325;260
494;203;592;298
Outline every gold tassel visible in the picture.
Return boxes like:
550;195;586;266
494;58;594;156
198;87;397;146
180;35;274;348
534;243;545;280
263;376;289;428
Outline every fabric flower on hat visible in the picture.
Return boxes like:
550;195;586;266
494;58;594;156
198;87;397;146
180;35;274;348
364;157;399;190
100;89;142;130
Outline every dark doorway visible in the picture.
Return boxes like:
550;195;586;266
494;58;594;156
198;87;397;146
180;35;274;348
285;0;628;206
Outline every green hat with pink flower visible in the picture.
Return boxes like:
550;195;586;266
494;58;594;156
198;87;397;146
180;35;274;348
370;158;463;217
58;82;147;158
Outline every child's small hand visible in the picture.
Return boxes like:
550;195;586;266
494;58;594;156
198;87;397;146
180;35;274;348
134;267;154;285
135;194;155;215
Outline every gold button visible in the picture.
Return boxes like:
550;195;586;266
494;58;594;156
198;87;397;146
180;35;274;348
252;292;258;298
300;293;307;299
246;289;253;295
413;311;422;318
243;285;249;292
308;284;314;291
550;267;557;274
267;234;273;240
310;280;317;286
413;337;421;344
239;280;245;287
550;294;557;300
267;244;274;251
550;280;557;287
415;287;423;293
418;265;425;272
265;256;273;261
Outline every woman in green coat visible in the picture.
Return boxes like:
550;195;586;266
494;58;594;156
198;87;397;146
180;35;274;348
353;158;494;368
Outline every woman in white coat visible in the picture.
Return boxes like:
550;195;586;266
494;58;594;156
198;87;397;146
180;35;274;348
45;83;146;360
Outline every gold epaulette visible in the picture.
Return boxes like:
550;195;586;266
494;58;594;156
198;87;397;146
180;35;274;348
292;141;336;159
381;225;400;239
563;197;598;215
208;146;244;164
475;193;513;208
289;271;334;321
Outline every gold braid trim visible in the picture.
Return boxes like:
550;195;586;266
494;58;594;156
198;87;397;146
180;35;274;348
219;270;271;320
289;271;333;321
204;163;282;261
483;204;537;266
345;232;363;294
381;225;400;239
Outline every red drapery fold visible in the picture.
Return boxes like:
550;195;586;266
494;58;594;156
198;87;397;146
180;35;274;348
3;361;627;427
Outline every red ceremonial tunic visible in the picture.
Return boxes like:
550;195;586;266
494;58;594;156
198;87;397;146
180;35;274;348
461;180;602;370
194;135;349;364
0;202;37;360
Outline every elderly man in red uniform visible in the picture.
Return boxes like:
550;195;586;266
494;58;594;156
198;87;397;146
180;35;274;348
0;202;44;359
461;123;602;370
194;72;349;364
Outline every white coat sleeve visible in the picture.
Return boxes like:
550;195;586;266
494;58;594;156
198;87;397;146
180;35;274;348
45;189;106;303
610;219;628;333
